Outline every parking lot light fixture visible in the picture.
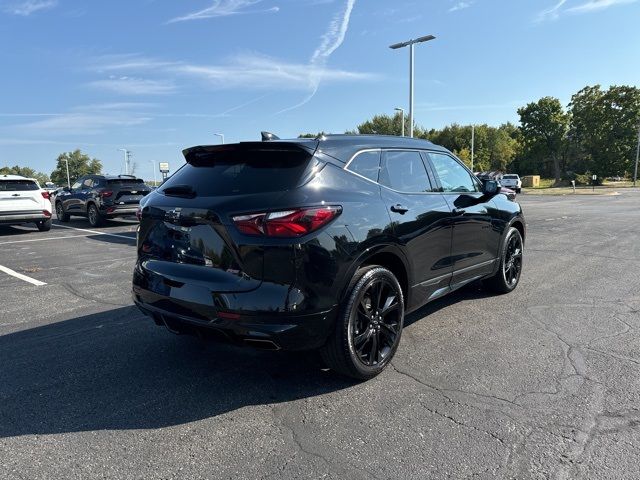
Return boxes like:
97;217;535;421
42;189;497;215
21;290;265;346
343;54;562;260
634;123;640;187
390;34;436;138
63;158;71;188
214;133;225;144
394;107;405;137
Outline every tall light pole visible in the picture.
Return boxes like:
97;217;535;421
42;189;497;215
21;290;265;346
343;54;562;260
390;34;436;138
63;158;71;188
149;160;157;186
634;123;640;187
118;148;131;175
394;107;405;137
213;133;225;144
471;125;475;172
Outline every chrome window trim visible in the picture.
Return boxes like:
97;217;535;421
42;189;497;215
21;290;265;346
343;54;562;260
343;148;443;196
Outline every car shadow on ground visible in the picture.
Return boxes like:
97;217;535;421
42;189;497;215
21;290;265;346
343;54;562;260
0;225;43;237
0;283;493;438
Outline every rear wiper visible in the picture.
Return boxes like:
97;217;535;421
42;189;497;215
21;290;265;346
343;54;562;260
162;185;197;198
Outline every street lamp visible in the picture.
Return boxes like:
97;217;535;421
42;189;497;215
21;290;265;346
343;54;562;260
213;133;225;144
471;125;475;172
634;123;640;187
389;34;436;138
394;107;405;137
148;160;157;186
118;148;131;175
62;158;71;188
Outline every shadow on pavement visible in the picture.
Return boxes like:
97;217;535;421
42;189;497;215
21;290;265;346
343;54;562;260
0;306;353;438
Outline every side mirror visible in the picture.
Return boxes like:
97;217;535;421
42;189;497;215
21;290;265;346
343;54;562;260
483;180;501;196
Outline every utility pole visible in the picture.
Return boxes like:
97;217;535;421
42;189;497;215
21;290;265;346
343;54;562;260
118;148;131;175
63;158;71;188
394;107;405;137
634;123;640;187
389;35;436;138
149;160;157;186
471;125;475;172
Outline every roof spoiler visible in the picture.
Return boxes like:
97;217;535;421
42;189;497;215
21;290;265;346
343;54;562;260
261;131;280;142
182;141;318;164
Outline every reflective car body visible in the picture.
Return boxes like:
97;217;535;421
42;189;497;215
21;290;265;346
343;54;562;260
132;135;525;351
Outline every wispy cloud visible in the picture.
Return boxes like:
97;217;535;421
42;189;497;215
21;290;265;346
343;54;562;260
536;0;637;21
168;0;279;23
3;0;57;16
449;1;472;12
88;76;177;95
278;0;357;113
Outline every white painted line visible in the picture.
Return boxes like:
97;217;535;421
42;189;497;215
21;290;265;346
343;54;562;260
0;234;92;246
0;264;46;286
52;223;136;241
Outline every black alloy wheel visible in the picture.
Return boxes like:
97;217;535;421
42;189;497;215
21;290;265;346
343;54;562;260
55;202;69;222
321;266;404;380
485;226;523;294
87;204;103;227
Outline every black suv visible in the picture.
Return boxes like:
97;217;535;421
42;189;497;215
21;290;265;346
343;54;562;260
55;175;151;227
132;135;525;380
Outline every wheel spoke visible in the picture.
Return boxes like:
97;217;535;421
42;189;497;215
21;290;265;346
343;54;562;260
369;331;378;364
354;329;372;350
381;294;398;316
371;281;383;311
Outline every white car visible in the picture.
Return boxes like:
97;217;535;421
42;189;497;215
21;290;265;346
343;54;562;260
0;174;53;231
500;174;522;194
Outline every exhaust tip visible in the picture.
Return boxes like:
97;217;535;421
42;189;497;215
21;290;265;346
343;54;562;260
243;339;281;351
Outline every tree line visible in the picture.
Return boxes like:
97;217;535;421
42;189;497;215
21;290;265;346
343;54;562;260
302;84;640;185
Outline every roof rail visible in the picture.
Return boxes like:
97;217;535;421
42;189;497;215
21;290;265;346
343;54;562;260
261;131;280;142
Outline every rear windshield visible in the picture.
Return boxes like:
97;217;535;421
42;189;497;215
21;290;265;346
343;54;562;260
107;178;145;185
502;175;518;179
0;180;39;191
161;149;311;196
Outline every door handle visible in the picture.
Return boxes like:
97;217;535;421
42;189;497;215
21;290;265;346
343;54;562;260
452;208;466;216
390;204;409;214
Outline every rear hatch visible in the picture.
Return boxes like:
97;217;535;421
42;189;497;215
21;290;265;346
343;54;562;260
106;178;151;205
0;179;43;213
137;142;318;293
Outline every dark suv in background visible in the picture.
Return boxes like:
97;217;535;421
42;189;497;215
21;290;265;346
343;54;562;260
132;135;525;380
55;174;151;227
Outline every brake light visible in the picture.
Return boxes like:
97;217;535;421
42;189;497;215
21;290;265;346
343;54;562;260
100;190;113;198
43;210;52;218
232;206;341;238
41;191;50;200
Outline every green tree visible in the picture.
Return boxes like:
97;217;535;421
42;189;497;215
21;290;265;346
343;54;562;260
569;85;640;178
517;97;569;184
355;113;412;136
50;150;102;186
0;165;50;185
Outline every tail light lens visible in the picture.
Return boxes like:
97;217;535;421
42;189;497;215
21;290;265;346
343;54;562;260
100;190;113;198
43;210;52;217
232;206;341;238
41;191;50;200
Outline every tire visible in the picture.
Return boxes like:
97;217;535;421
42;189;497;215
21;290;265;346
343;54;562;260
484;227;524;294
36;218;52;232
516;188;522;194
320;266;405;381
87;204;104;227
55;202;70;222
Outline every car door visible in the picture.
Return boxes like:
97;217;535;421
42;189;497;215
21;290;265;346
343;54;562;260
425;151;501;289
76;177;95;214
379;150;453;307
62;178;84;214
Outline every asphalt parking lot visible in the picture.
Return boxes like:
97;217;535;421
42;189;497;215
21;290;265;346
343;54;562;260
1;192;639;479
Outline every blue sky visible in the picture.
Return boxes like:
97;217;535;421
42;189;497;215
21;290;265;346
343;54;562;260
0;0;639;179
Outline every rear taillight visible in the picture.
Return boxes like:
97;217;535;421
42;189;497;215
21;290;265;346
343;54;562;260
43;210;51;217
100;190;113;198
232;206;341;238
41;191;50;200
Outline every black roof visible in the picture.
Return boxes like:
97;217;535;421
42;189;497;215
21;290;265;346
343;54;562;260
184;134;450;164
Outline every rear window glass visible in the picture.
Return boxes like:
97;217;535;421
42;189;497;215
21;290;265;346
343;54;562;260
0;180;39;191
107;178;145;185
502;175;518;179
162;149;311;196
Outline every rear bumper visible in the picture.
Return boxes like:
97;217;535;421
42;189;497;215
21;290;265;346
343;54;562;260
100;205;139;217
0;210;50;224
132;263;338;351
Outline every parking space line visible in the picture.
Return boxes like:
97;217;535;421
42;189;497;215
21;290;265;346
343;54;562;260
0;234;92;246
52;224;137;241
0;264;46;286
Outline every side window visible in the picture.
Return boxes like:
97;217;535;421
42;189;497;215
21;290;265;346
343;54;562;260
379;150;432;193
71;180;83;190
347;150;380;182
82;178;93;189
428;152;478;193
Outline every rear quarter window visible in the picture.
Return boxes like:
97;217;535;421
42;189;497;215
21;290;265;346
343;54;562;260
0;180;39;191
